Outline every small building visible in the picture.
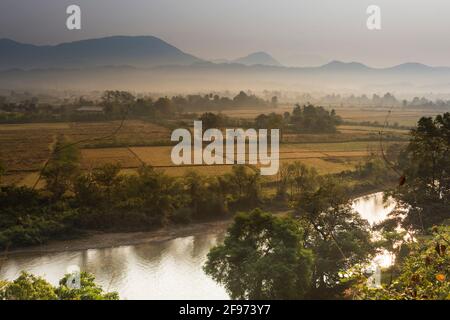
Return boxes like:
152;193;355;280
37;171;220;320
75;106;105;114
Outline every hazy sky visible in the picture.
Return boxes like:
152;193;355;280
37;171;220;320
1;0;449;67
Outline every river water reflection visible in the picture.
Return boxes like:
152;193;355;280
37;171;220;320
0;192;394;299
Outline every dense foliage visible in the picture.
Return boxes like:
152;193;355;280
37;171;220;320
204;177;375;299
0;163;262;249
349;113;450;300
0;271;118;300
287;104;342;133
204;209;314;299
295;177;374;298
0;90;273;123
255;104;342;134
386;113;450;233
351;227;449;300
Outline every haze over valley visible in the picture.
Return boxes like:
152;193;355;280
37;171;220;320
1;36;450;94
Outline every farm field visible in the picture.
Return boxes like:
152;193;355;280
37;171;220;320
216;106;444;127
0;120;170;186
79;140;403;177
0;125;56;172
336;108;441;127
65;120;171;147
0;118;408;186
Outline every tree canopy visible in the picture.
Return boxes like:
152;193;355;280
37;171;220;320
0;271;118;300
387;113;450;233
352;226;450;300
295;177;374;298
204;209;314;299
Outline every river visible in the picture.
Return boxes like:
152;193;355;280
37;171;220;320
0;192;394;300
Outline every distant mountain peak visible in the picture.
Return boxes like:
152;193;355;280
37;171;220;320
233;51;282;67
0;35;203;70
387;62;434;71
320;60;370;71
0;38;19;44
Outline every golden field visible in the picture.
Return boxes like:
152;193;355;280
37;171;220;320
217;106;443;127
0;120;170;186
0;116;410;186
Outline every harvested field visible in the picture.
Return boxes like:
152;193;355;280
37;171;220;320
280;158;357;174
0;123;70;131
130;146;173;166
0;119;410;185
79;139;389;177
337;108;442;127
338;125;408;134
66;120;171;148
80;148;141;169
0;120;170;185
0;126;55;172
206;106;443;127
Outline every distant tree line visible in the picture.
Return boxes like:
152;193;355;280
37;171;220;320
195;103;342;134
0;90;277;123
255;104;342;134
318;92;450;108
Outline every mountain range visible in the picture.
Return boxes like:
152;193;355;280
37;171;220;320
0;36;202;69
0;36;287;70
2;35;446;71
215;52;283;67
1;35;450;92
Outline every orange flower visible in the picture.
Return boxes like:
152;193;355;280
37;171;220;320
436;274;446;282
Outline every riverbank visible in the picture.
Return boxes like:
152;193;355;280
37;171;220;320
3;219;233;257
2;189;383;257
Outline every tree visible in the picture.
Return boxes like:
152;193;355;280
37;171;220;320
255;113;284;130
388;113;450;233
55;272;119;300
199;112;226;130
204;209;314;299
295;177;374;298
288;104;341;133
271;96;278;107
133;97;154;116
0;272;57;300
233;91;267;108
221;165;262;208
154;97;174;115
101;90;135;116
42;137;80;200
181;171;227;220
114;165;181;226
351;226;450;300
73;163;122;208
275;162;319;201
0;271;118;300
